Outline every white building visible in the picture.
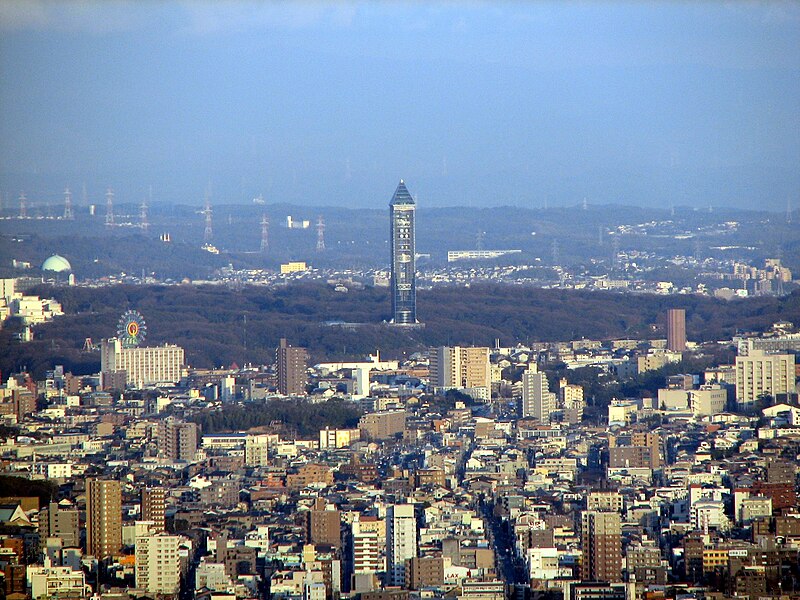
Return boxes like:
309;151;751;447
27;566;88;600
101;337;184;388
522;365;556;421
386;504;417;587
135;532;185;594
735;349;796;406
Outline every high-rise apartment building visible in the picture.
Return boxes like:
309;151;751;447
389;180;418;325
39;501;79;549
580;511;622;582
735;349;796;406
386;503;417;587
141;488;166;533
522;365;557;422
86;479;122;559
135;532;184;594
277;338;308;395
350;515;383;576
666;309;686;352
100;337;184;388
429;346;491;396
158;418;198;462
308;497;341;548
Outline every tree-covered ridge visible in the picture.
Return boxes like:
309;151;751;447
2;283;799;378
189;399;363;436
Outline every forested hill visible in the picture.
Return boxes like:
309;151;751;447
2;283;799;378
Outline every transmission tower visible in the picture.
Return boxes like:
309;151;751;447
316;215;326;251
140;200;149;232
260;214;269;252
81;182;88;206
18;193;26;219
551;239;559;266
788;198;793;224
203;190;213;242
476;230;486;251
63;187;74;220
612;235;621;269
597;225;604;246
582;197;588;210
105;188;115;226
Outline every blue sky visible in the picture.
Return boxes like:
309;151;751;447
1;1;798;210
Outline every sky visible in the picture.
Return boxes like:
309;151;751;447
1;1;799;210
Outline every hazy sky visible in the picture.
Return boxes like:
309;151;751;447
1;1;799;210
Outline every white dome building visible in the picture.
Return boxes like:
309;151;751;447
42;255;72;272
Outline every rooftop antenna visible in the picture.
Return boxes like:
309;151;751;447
63;187;74;220
260;213;269;253
203;186;213;242
316;215;325;251
18;193;26;219
105;188;114;226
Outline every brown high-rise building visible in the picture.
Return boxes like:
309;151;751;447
307;497;341;548
141;488;166;532
86;479;122;559
581;511;622;582
39;501;79;548
276;338;308;396
158;418;198;462
666;308;686;352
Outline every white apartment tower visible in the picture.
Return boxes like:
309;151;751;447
735;349;796;406
386;504;417;587
522;365;557;422
135;532;184;594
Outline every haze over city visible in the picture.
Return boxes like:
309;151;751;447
1;1;799;209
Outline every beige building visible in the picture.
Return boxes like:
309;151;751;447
587;491;623;513
100;338;184;388
86;479;122;559
690;385;728;416
429;346;491;397
735;349;796;406
358;410;407;440
135;532;184;594
319;427;361;449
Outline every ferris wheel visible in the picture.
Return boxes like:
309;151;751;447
117;310;147;348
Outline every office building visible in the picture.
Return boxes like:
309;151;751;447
141;488;166;533
580;511;622;582
429;346;491;395
277;338;308;395
86;479;122;559
135;532;184;594
666;308;686;352
158;418;198;462
386;503;417;587
389;180;418;325
690;384;728;416
735;349;796;405
522;365;557;422
100;338;184;388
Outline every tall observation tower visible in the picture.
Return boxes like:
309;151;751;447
389;180;419;325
